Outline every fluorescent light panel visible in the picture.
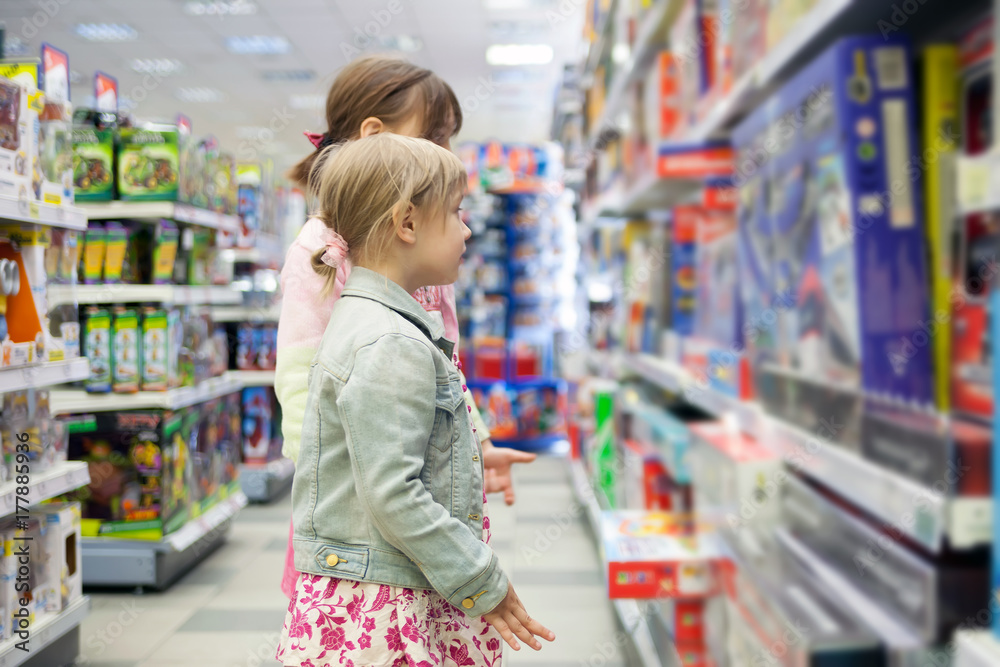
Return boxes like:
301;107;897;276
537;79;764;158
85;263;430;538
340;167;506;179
226;36;290;55
185;0;257;16
261;69;316;82
75;23;139;42
486;44;553;66
175;87;225;103
130;59;184;75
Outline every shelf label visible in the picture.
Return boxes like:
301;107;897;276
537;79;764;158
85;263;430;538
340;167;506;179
28;201;39;219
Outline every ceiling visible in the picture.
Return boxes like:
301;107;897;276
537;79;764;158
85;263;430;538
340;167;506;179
2;0;585;173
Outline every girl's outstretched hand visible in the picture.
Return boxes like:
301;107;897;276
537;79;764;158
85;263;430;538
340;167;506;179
483;584;555;651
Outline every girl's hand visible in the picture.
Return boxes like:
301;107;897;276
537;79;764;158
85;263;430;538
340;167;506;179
483;584;555;651
481;440;537;506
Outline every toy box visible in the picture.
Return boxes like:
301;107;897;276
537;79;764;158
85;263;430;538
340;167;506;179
0;76;40;203
733;36;934;424
37;98;73;207
70;127;114;201
953;18;996;420
658;598;707;644
630;403;707;485
236;163;261;248
141;307;170;391
65;409;189;539
83;306;111;393
671;206;698;337
112;307;140;393
102;221;129;284
688;422;781;551
599;510;720;599
620;439;676;511
32;503;83;613
1;389;66;479
0;236;43;367
116;127;179;201
80;224;106;284
670;0;718;130
242;387;277;464
693;204;740;348
782;474;989;644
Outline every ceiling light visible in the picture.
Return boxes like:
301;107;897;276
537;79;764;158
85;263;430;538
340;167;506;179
130;58;184;75
175;87;225;103
290;94;325;110
185;0;257;16
74;23;139;42
484;0;556;9
486;44;553;66
226;36;290;55
377;35;423;53
261;69;316;82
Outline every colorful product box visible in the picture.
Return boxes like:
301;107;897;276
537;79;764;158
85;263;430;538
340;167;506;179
782;474;990;644
65;409;189;539
630;404;706;485
102;221;129;283
658;598;707;644
141;307;170;391
33;503;83;613
112;307;140;393
734;36;934;426
620;439;675;511
116;127;179;201
242;387;276;464
599;511;720;599
37;99;74;207
670;0;718;130
83;307;111;393
70;127;114;201
0;76;41;203
671;206;698;337
80;224;106;284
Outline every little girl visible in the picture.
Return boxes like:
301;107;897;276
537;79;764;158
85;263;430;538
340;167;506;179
275;134;554;666
277;55;535;599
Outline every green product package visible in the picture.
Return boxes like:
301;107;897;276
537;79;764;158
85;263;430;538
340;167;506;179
592;388;619;509
83;307;111;393
116;127;179;201
141;308;169;391
112;307;140;393
71;128;114;201
102;221;129;283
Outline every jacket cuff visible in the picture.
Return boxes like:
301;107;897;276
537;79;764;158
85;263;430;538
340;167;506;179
448;553;508;617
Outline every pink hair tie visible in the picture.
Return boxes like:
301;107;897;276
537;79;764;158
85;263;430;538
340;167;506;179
321;228;349;269
304;131;327;150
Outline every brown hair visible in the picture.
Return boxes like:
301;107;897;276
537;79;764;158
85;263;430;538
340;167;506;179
290;55;463;192
309;134;466;296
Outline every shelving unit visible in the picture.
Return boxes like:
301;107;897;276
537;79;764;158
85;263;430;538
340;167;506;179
47;283;242;307
229;370;275;387
49;372;243;414
239;457;294;503
0;195;87;232
209;304;280;323
218;234;285;267
0;461;90;517
0;359;89;394
0;596;91;667
81;491;248;590
78;201;241;233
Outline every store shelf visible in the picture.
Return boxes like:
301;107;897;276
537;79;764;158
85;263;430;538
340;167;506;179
79;201;241;233
0;358;89;393
955;630;1000;667
230;369;275;387
50;372;243;414
581;0;621;82
218;234;285;267
209;303;281;323
587;0;681;149
0;461;90;518
240;457;294;503
81;491;248;590
0;595;91;667
0;195;87;232
47;283;242;307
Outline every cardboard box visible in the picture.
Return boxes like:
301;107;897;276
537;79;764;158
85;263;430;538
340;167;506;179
112;307;140;393
116;127;179;201
734;36;934;421
671;206;698;337
65;409;190;539
33;503;83;613
83;306;111;393
0;77;40;203
599;510;720;599
71;127;114;201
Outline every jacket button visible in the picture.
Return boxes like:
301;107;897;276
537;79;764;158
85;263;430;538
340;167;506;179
462;598;475;609
473;455;479;462
326;554;341;567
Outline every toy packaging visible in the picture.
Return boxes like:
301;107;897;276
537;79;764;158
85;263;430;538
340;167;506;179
630;403;710;485
0;75;42;203
0;231;45;367
70;127;114;201
670;206;698;337
242;387;280;464
83;306;112;393
80;223;106;285
65;409;189;539
102;221;129;283
141;307;170;391
952;17;996;421
1;389;67;478
236;163;262;248
599;510;720;599
734;36;934;432
31;503;83;613
116;126;179;201
112;307;140;393
37;97;74;207
782;474;989;644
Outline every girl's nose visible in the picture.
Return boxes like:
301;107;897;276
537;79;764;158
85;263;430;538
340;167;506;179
463;223;472;241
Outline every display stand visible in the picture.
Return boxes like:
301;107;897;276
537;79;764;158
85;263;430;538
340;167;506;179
77;201;241;233
239;458;294;503
0;194;87;231
81;491;247;591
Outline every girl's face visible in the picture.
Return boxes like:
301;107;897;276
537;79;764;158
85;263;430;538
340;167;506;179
411;190;471;287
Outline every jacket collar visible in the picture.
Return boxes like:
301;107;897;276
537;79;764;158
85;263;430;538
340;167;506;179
341;266;455;359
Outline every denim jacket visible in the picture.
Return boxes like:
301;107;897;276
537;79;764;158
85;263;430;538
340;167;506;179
292;266;508;617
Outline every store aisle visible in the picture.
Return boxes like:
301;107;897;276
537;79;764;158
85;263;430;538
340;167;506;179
76;453;628;667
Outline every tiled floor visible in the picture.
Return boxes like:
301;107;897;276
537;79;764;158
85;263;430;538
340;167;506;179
76;454;634;666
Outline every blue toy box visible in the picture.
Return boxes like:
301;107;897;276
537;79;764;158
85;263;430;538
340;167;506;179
733;36;934;430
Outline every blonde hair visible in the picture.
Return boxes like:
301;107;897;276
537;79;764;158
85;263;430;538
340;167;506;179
310;133;467;294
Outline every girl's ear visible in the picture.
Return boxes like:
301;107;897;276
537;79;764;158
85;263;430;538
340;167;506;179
359;117;385;138
395;202;418;245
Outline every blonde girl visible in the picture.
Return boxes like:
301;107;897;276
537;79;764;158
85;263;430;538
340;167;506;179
276;134;553;667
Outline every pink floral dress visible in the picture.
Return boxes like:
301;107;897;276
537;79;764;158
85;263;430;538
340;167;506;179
276;355;502;667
